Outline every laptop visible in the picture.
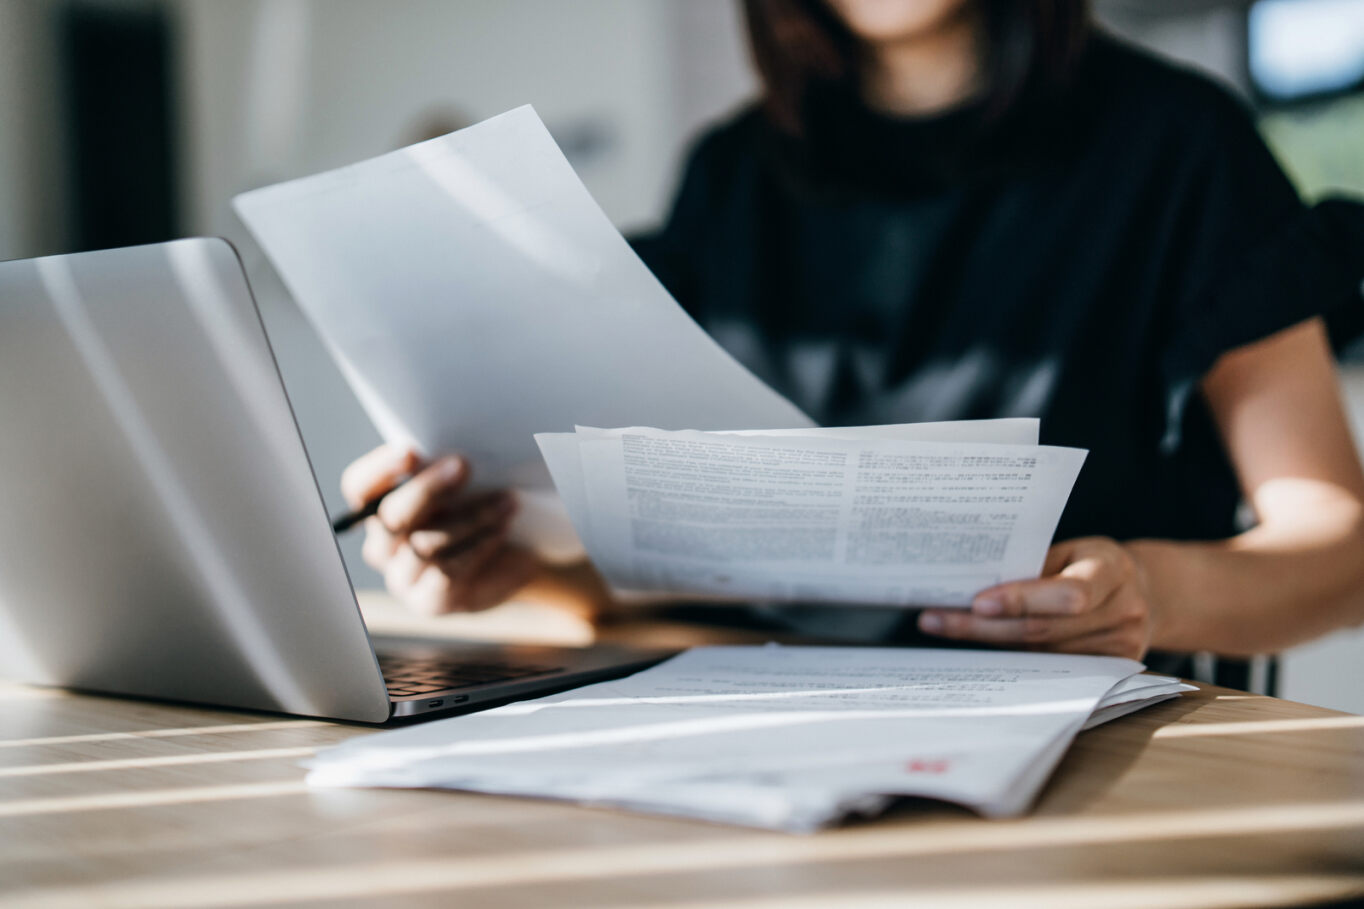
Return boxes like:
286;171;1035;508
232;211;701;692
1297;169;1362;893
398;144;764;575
0;237;665;722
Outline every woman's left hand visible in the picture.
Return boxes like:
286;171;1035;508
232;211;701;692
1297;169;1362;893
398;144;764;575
916;537;1157;659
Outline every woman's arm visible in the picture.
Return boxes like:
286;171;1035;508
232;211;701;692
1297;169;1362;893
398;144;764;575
1138;316;1364;654
918;317;1364;658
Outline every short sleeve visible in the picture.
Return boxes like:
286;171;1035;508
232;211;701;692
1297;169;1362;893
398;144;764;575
1158;93;1364;452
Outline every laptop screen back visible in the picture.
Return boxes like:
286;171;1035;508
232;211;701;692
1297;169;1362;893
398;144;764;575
0;238;390;721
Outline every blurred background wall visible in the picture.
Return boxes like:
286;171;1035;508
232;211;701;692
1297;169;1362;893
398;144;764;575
2;0;1362;711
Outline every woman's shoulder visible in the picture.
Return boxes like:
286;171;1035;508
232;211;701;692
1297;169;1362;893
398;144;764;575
687;103;767;156
1078;32;1262;152
672;104;771;197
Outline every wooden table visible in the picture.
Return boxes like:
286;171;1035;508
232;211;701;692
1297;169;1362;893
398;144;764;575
3;602;1364;908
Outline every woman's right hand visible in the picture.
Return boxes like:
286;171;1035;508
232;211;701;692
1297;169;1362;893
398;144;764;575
340;444;539;615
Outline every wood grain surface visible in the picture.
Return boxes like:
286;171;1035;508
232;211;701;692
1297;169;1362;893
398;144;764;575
2;604;1363;908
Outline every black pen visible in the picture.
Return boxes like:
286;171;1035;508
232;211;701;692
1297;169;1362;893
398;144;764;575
331;496;385;534
331;477;410;534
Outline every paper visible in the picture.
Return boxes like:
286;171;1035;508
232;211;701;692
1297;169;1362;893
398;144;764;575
536;425;1085;607
536;419;1039;560
306;645;1179;832
1082;674;1197;730
233;106;811;545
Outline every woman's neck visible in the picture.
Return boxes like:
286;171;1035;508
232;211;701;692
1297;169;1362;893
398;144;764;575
859;9;985;117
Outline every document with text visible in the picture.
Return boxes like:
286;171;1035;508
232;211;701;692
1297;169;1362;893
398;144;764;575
305;646;1190;831
537;424;1086;607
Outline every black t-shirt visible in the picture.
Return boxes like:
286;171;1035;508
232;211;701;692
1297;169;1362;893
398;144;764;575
634;34;1364;547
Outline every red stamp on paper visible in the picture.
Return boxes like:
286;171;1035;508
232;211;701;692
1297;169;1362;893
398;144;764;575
905;759;951;774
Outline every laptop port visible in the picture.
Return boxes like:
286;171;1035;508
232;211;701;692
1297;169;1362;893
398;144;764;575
426;699;443;709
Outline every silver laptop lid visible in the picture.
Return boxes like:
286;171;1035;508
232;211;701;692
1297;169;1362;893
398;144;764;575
0;238;391;722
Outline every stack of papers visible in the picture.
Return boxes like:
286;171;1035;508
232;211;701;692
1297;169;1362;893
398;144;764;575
537;423;1086;606
306;646;1194;832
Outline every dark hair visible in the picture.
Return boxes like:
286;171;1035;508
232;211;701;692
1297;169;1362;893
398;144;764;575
742;0;1092;134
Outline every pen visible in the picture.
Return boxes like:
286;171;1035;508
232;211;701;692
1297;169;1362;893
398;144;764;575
331;496;385;534
331;477;410;534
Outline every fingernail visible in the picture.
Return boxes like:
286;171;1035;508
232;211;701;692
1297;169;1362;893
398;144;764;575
441;458;464;481
974;595;1004;616
918;612;943;632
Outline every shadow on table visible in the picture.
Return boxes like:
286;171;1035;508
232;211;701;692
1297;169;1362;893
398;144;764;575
1031;688;1211;815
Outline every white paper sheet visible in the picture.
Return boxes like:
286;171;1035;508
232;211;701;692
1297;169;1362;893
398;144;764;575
232;105;811;500
537;425;1085;607
1082;674;1197;730
536;419;1041;562
306;645;1151;831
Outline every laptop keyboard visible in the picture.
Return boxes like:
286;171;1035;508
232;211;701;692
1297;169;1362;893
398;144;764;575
378;656;564;697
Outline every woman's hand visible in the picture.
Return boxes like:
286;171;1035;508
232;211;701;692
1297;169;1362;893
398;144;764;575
340;444;539;615
916;537;1157;659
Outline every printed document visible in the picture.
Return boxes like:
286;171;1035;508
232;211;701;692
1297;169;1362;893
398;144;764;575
306;646;1189;832
537;425;1086;607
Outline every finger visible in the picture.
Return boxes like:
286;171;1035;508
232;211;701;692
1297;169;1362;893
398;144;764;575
406;564;460;616
1041;539;1080;576
971;577;1091;618
377;455;470;535
382;542;427;597
360;517;400;571
430;528;509;581
460;547;540;612
406;492;516;560
973;542;1069;617
1054;541;1130;609
918;607;1113;646
409;537;531;616
973;544;1128;618
1046;587;1150;653
398;535;499;611
341;444;423;509
1048;628;1147;660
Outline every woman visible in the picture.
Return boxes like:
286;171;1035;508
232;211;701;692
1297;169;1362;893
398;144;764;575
342;0;1364;665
